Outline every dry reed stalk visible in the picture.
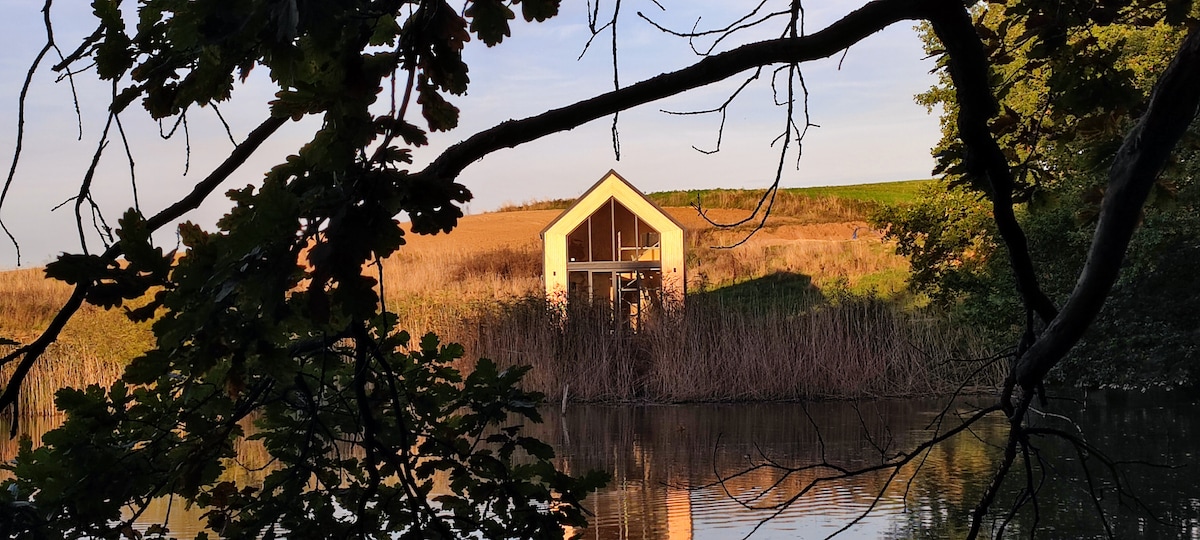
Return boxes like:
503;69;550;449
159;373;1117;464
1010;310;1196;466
0;340;127;416
0;267;155;416
381;242;542;304
391;294;998;403
0;268;75;338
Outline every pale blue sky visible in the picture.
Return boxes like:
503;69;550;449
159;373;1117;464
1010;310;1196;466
0;1;942;268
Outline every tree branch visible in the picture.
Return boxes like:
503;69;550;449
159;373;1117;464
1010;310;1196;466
0;115;288;423
0;0;57;266
411;0;933;188
1013;25;1200;388
926;1;1059;327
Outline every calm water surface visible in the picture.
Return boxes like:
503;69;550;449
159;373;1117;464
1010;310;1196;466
3;390;1197;539
534;391;1200;539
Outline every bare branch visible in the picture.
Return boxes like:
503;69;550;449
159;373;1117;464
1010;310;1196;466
413;0;936;190
966;393;1031;539
113;112;140;213
693;404;1004;539
637;3;791;57
0;115;288;424
660;68;763;155
211;102;239;146
73;101;116;255
49;43;82;141
610;0;622;160
0;0;58;266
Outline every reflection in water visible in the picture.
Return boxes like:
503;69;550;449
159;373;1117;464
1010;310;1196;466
537;400;1007;539
534;392;1200;539
3;391;1198;539
0;415;274;538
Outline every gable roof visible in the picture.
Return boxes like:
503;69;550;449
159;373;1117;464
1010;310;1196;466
539;170;685;238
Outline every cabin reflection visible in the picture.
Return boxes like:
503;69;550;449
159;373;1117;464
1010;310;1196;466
547;400;1008;539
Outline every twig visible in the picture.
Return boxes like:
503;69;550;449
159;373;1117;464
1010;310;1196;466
0;0;59;266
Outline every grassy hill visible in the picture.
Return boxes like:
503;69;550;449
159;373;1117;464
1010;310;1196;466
500;179;931;213
648;178;930;208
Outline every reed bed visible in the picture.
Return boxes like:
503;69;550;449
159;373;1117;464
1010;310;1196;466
0;340;128;417
376;206;988;401
0;267;153;416
0;267;75;337
392;295;1000;402
0;184;949;412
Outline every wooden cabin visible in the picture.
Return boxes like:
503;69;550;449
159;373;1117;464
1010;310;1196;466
541;171;685;324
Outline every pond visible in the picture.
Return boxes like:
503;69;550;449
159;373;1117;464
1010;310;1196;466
3;390;1198;539
533;390;1200;539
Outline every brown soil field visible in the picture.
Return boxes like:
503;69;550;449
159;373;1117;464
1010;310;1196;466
398;210;562;254
401;207;885;253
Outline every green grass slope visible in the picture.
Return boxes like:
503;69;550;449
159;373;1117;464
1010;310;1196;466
501;179;932;214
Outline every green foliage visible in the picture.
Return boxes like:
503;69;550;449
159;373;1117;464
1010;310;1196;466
3;1;606;537
888;0;1200;387
1057;160;1200;388
878;164;1200;388
917;1;1197;198
872;180;997;305
43;211;173;311
2;329;605;538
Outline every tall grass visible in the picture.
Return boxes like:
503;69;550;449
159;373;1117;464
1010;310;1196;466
687;230;907;295
392;295;999;402
0;267;153;415
0;179;948;412
375;201;985;401
0;340;128;416
381;242;543;309
0;268;75;337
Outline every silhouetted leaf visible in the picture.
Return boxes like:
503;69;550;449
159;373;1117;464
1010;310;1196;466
44;254;110;286
516;0;560;22
417;78;460;132
465;0;515;47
